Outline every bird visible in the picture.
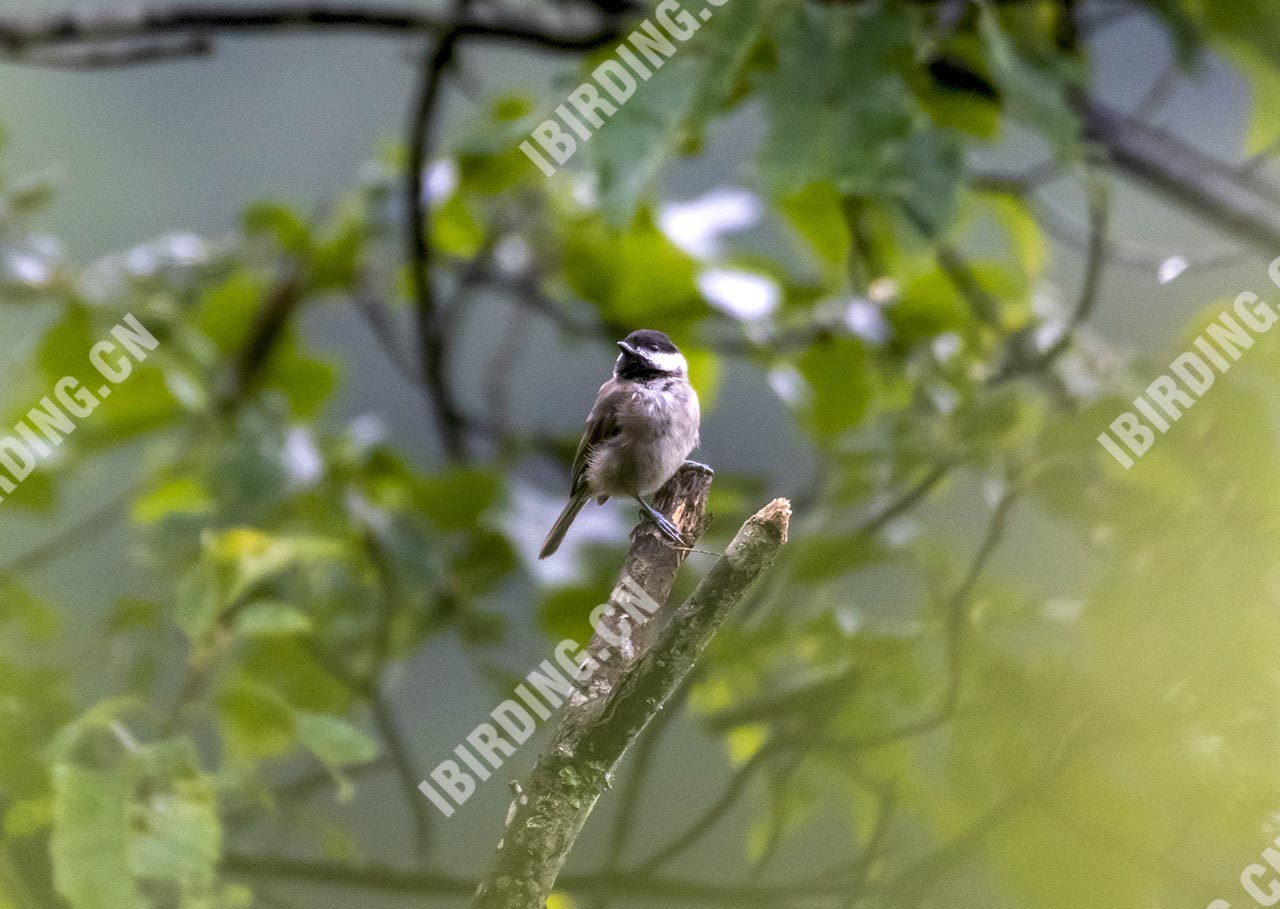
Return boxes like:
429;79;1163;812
539;329;701;560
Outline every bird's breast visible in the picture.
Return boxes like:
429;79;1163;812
588;380;700;497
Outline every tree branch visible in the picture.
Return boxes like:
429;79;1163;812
0;3;622;60
1082;98;1280;254
223;852;841;905
473;487;791;908
995;174;1111;381
368;693;434;862
7;35;214;68
4;484;134;575
901;202;1004;331
405;23;467;460
632;742;779;874
223;265;306;407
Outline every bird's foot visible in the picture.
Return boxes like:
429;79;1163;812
636;498;686;546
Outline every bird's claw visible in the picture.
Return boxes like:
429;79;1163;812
640;507;685;546
653;513;685;547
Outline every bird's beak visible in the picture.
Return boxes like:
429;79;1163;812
617;341;639;357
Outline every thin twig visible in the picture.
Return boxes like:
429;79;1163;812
1031;196;1248;273
223;265;306;407
995;177;1111;381
740;457;956;621
1134;57;1180;122
368;692;435;862
815;784;897;889
4;484;134;575
821;485;1017;752
901;202;1004;331
224;756;391;830
971;158;1065;195
351;273;421;385
592;675;694;909
632;743;779;874
405;13;469;459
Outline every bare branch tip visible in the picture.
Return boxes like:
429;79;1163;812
754;498;792;543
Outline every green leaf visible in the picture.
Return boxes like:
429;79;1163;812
564;211;701;323
4;796;52;837
980;192;1047;283
591;56;700;227
295;712;378;769
590;0;773;224
790;533;887;584
267;335;338;418
433;194;485;259
240;639;353;714
129;788;220;894
452;530;518;596
795;337;872;438
885;269;971;348
1203;0;1280;69
37;304;95;386
51;764;140;909
174;530;342;641
758;6;962;231
175;560;224;642
1231;44;1280;155
414;467;501;531
760;5;913;192
0;572;60;640
198;270;266;354
779;183;851;280
132;475;214;525
234;600;313;637
242;200;311;254
891;128;964;235
92;365;182;442
0;466;57;512
977;5;1081;151
217;678;296;760
309;214;365;291
915;36;1001;138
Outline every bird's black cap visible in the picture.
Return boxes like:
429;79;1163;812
619;329;679;354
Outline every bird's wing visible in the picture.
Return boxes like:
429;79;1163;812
569;379;626;493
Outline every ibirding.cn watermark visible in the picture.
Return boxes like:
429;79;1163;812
1097;258;1280;469
0;313;157;504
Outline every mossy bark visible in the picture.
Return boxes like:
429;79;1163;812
473;471;790;909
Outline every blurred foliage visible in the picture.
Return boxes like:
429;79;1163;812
0;0;1279;907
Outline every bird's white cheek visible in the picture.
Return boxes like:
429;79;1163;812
648;351;687;374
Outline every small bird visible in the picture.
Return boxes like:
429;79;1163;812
539;329;701;560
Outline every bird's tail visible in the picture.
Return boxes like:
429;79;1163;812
539;491;589;560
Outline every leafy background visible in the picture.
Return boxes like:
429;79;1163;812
1;0;1280;906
